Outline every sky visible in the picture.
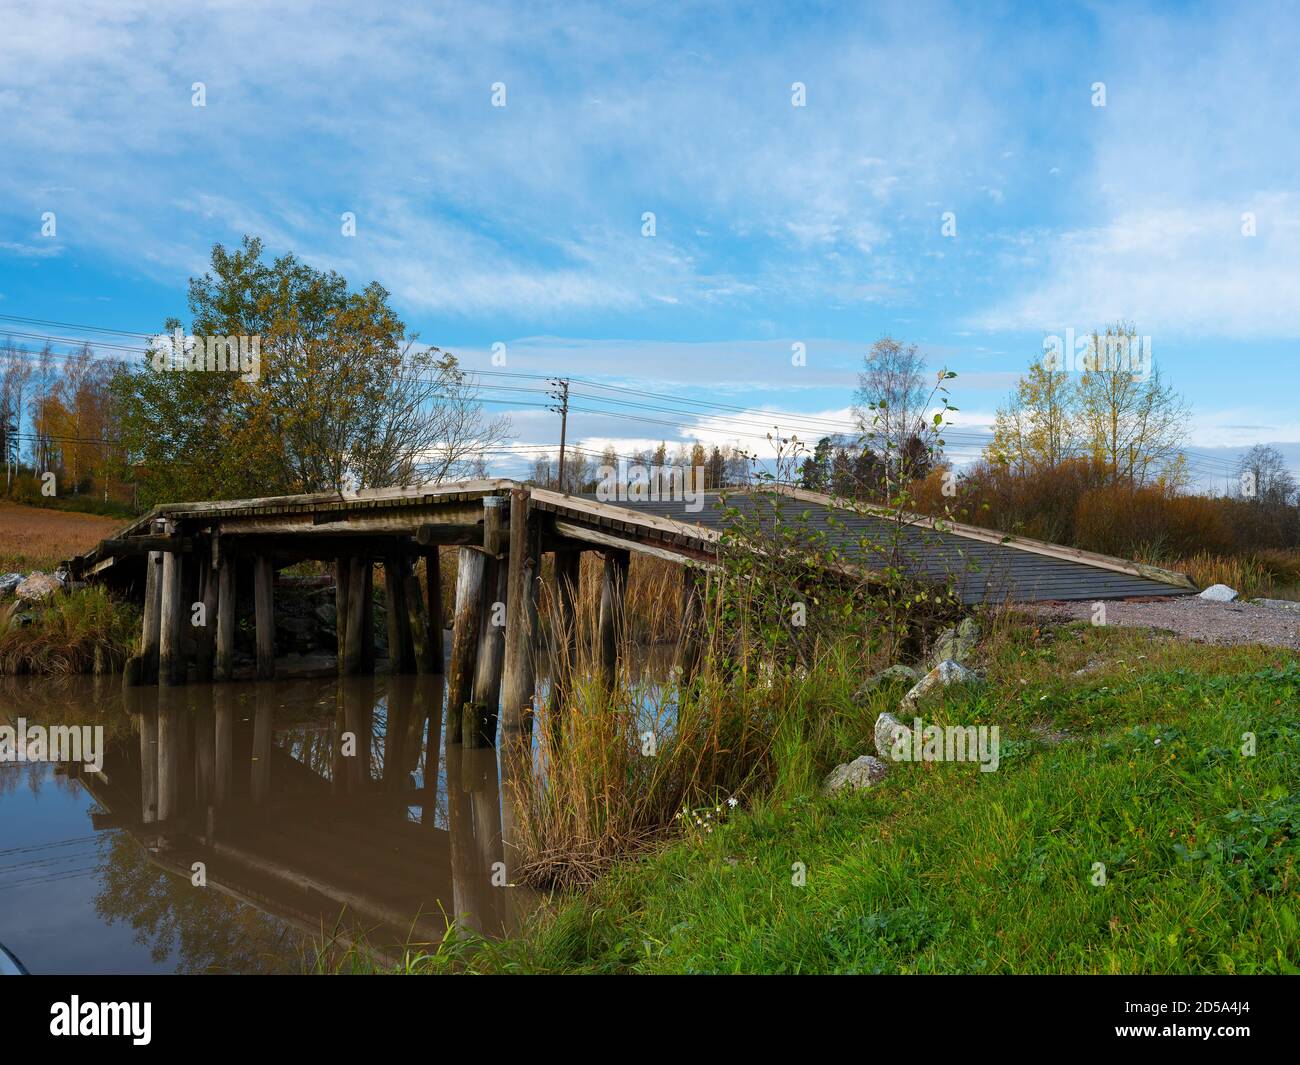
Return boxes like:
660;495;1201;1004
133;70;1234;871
1;0;1298;488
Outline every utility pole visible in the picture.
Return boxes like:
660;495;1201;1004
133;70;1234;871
548;377;570;492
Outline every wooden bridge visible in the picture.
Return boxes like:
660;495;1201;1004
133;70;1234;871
69;479;1195;747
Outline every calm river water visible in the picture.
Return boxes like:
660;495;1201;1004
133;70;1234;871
0;672;532;974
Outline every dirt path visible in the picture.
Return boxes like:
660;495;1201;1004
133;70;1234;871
1026;596;1300;652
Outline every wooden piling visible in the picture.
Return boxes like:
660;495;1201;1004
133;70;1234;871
424;549;445;670
360;561;376;673
139;525;164;684
447;546;486;744
384;553;411;674
334;557;350;675
195;550;218;683
344;557;367;676
548;548;582;718
403;557;437;674
598;548;630;689
215;555;236;682
499;487;540;755
467;560;508;747
253;555;276;680
158;520;185;687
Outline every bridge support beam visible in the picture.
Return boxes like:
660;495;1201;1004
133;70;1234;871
500;487;540;755
598;548;630;690
424;549;444;670
385;552;412;674
253;555;276;680
447;546;485;743
159;520;186;686
404;557;437;675
215;554;236;681
195;551;218;683
467;557;507;747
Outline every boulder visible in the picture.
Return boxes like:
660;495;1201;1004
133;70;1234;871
874;711;910;760
15;572;62;602
821;755;889;796
854;664;921;700
0;573;23;597
901;659;980;707
1198;583;1238;602
931;616;980;667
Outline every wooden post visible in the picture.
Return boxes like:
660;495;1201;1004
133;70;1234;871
360;560;376;674
447;547;485;744
403;557;437;674
343;557;367;676
158;520;185;687
675;564;704;685
253;555;275;680
334;557;350;675
195;548;218;682
467;559;508;747
425;549;445;670
139;522;164;684
499;487;540;756
384;553;411;674
548;548;582;718
598;549;630;689
215;553;236;682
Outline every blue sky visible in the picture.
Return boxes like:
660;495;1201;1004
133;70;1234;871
2;0;1298;486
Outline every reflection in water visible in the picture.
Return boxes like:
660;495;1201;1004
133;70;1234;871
0;673;534;974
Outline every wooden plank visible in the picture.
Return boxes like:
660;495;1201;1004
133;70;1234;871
551;520;716;566
447;547;486;743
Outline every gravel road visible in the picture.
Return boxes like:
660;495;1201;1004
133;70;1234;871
1025;596;1300;652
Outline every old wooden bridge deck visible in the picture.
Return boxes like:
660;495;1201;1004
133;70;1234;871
69;479;1194;744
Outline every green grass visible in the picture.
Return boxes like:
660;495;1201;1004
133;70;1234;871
0;586;139;674
401;621;1300;974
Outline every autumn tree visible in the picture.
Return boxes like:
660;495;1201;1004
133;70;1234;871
987;359;1080;473
1077;324;1188;487
113;235;510;504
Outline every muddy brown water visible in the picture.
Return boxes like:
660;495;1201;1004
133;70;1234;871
0;673;539;973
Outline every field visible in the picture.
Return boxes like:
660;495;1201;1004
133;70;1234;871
0;501;123;572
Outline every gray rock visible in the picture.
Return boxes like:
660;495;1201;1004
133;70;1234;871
314;603;338;626
0;573;23;597
901;659;980;707
874;711;911;760
15;572;62;602
821;755;889;795
1250;598;1300;614
855;664;921;699
1198;583;1238;602
931;616;980;667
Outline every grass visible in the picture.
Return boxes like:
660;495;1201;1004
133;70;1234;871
0;586;139;674
391;619;1299;974
1146;548;1300;601
0;500;124;572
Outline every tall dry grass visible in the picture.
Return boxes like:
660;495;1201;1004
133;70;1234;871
1144;548;1300;600
0;586;139;674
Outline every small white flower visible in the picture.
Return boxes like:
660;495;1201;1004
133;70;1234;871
727;797;738;808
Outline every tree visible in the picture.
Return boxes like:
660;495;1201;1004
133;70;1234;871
987;359;1080;473
1236;444;1297;505
853;337;928;471
112;235;510;504
1077;324;1188;486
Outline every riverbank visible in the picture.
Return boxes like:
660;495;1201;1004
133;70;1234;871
392;619;1300;974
